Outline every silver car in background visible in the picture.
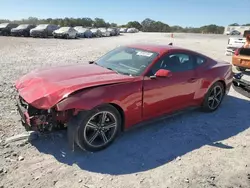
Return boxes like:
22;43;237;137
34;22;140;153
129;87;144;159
53;27;78;39
74;26;93;38
30;24;59;38
107;28;116;36
90;28;102;37
99;28;111;37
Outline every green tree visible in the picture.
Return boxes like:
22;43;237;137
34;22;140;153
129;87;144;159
127;21;142;30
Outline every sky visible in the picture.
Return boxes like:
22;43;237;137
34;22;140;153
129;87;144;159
0;0;249;27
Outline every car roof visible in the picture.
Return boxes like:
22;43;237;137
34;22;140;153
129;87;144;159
125;43;184;54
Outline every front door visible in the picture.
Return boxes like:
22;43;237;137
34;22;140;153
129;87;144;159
142;52;199;120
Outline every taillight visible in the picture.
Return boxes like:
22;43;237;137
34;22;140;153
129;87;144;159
234;49;239;56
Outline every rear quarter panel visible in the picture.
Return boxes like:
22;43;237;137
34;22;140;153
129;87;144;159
56;78;143;129
194;59;233;102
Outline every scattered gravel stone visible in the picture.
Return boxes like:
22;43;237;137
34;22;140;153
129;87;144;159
176;156;181;161
18;156;24;161
79;179;83;183
5;131;38;144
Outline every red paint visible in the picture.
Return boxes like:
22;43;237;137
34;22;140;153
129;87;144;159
15;44;233;130
155;69;172;77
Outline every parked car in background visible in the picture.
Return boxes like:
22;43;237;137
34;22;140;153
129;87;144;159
112;27;120;36
74;26;93;38
11;24;36;37
15;43;233;152
30;24;59;38
99;28;111;37
226;30;241;35
232;47;250;71
0;23;18;36
225;36;246;55
119;27;127;33
107;28;116;36
53;27;78;39
232;72;250;98
127;28;139;33
90;28;102;37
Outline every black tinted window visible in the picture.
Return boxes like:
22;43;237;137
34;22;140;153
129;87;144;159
197;56;205;64
148;53;195;75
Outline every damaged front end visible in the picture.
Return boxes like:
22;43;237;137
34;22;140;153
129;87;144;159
232;73;250;98
16;95;74;132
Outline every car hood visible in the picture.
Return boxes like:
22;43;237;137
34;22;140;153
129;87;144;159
31;29;45;32
54;30;67;34
11;28;23;32
15;64;135;109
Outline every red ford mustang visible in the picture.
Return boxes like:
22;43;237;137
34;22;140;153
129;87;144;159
15;43;233;152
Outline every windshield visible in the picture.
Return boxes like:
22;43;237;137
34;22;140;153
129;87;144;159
35;24;48;29
95;47;158;76
58;27;70;32
16;24;29;29
0;23;9;28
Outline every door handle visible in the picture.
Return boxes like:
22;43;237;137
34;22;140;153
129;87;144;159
187;78;197;83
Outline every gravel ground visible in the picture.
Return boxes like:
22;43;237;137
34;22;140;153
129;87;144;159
0;33;250;188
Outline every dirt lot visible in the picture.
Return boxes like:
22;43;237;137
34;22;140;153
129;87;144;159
0;33;250;188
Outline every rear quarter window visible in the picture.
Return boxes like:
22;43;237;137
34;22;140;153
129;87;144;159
194;55;206;68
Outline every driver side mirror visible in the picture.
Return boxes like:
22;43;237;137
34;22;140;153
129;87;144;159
150;69;172;79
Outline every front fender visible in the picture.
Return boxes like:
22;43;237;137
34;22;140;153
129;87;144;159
55;86;123;111
55;80;143;129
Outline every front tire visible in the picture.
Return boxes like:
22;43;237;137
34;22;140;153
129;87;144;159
201;82;225;112
75;105;122;152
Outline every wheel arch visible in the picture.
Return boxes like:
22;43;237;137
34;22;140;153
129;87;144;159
109;103;125;132
217;80;226;93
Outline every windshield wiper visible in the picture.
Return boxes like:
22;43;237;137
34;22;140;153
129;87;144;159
106;67;120;74
89;61;96;64
106;67;132;76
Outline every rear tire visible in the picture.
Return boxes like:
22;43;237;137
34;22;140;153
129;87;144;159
236;66;246;72
201;82;225;112
75;104;122;152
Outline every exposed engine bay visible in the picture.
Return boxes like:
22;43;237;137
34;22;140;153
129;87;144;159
17;96;73;132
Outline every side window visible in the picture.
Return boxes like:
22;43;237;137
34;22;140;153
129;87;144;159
148;53;195;75
195;55;206;67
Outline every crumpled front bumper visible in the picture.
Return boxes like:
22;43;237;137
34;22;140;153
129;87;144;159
16;96;32;130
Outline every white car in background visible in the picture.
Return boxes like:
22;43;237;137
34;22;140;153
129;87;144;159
119;27;128;33
225;36;246;55
127;28;139;33
53;27;78;39
226;30;241;35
